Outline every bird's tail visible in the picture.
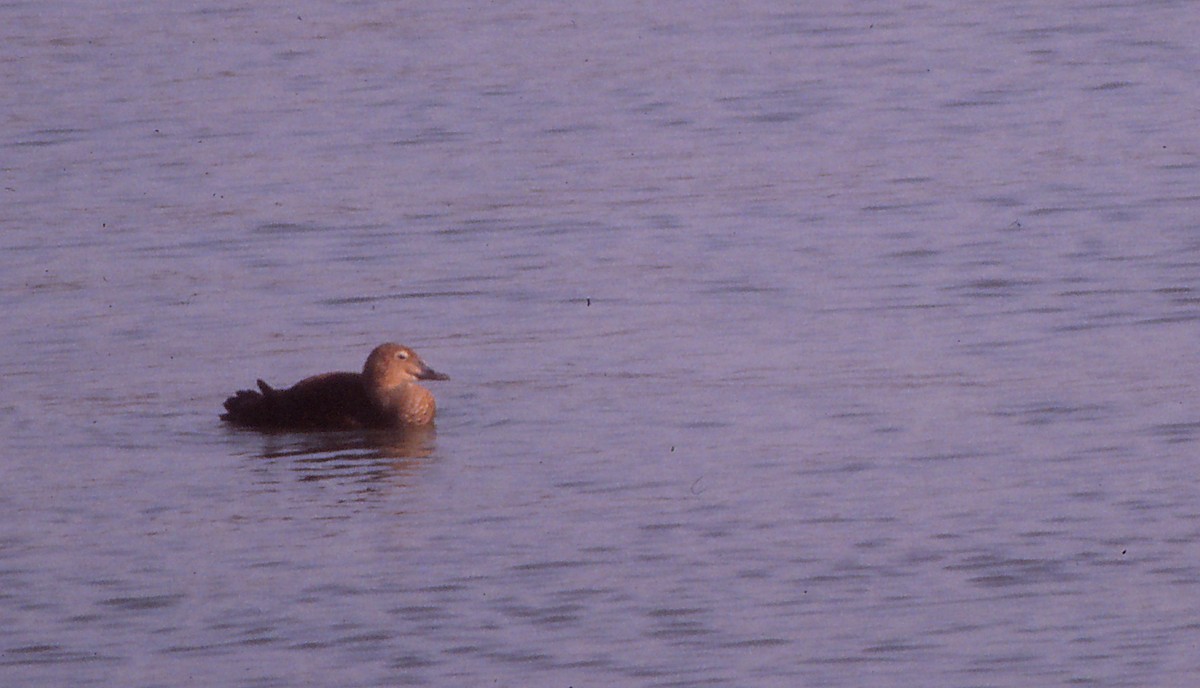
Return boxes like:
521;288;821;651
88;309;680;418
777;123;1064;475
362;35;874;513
220;379;278;426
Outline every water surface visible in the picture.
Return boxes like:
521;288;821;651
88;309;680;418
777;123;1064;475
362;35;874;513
3;1;1200;686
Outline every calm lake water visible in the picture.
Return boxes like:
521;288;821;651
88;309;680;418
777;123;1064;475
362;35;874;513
3;1;1200;686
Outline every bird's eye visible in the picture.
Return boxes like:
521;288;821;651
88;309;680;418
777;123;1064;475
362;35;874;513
395;351;409;360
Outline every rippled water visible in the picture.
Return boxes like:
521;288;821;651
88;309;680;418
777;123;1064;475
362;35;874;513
3;1;1200;686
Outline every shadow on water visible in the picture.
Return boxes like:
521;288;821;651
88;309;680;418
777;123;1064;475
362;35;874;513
226;425;439;487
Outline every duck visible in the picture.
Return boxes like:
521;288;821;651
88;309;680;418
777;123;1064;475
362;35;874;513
220;343;449;430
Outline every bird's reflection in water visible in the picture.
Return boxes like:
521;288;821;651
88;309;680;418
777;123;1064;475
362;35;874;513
250;425;438;488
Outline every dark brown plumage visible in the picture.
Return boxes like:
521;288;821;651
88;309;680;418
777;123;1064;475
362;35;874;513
220;343;448;430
